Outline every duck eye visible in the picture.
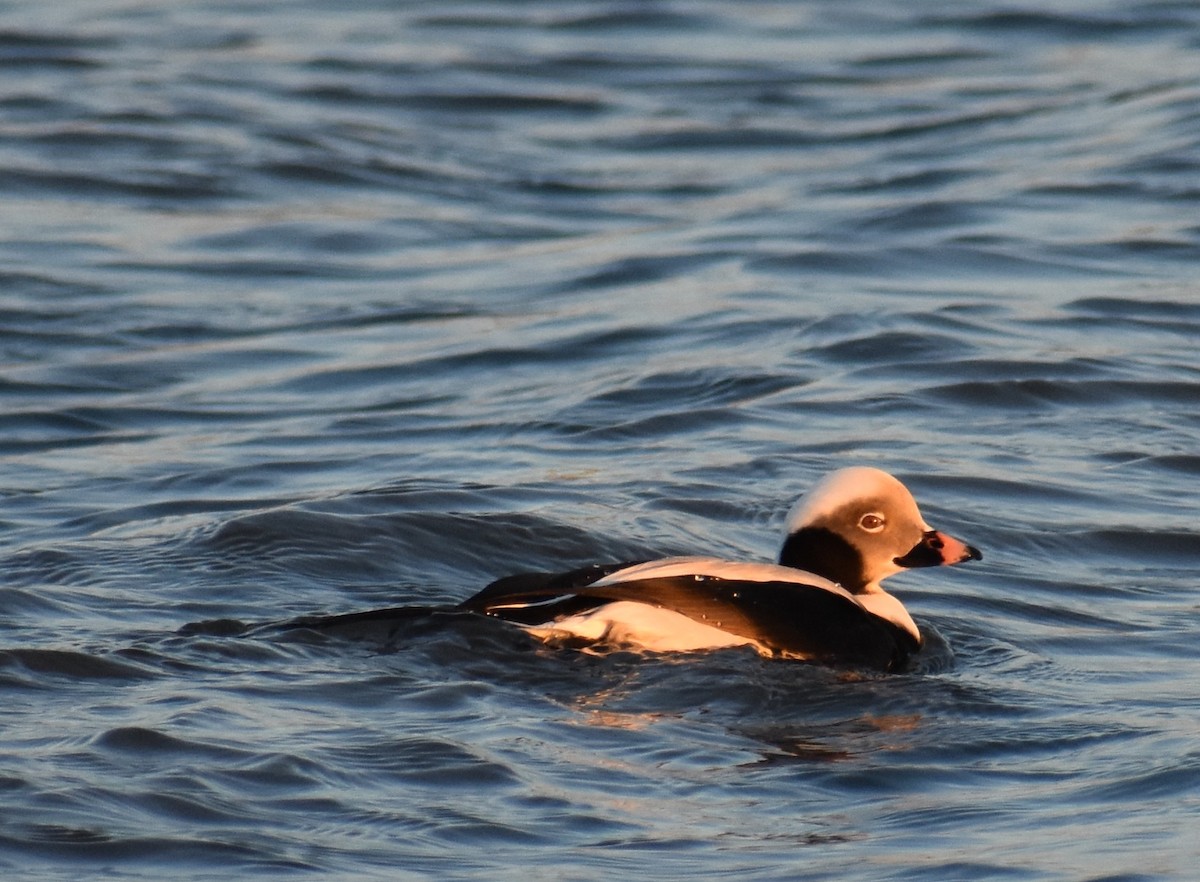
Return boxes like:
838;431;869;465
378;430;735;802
859;513;885;532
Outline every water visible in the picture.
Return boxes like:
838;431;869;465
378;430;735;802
2;0;1198;879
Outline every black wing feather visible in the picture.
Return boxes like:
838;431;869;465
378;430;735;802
457;561;646;624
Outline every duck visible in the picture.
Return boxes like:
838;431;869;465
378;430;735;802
458;467;981;671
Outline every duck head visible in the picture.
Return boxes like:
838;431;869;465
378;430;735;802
778;467;981;594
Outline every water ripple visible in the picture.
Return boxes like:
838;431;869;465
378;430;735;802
2;1;1199;880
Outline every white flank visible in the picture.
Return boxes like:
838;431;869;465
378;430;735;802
524;601;768;654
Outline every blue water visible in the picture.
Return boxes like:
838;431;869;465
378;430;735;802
2;1;1199;879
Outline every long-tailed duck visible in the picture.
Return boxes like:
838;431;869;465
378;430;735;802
458;467;980;671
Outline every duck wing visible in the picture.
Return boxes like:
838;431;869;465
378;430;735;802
464;557;916;670
457;561;647;624
558;575;912;670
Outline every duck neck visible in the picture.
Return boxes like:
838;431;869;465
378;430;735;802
778;526;867;594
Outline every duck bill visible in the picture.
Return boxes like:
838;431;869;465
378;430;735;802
894;529;982;568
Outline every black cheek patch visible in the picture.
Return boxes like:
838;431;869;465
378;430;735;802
777;526;867;593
